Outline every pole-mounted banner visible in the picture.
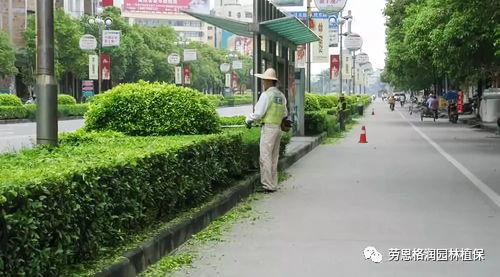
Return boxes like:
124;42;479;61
314;0;347;15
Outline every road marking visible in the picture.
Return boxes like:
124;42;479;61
398;110;500;208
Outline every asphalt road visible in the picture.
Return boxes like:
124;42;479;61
173;101;500;277
0;105;253;153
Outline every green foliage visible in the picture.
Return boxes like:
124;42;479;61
84;81;220;136
220;115;245;126
305;111;327;135
384;0;499;89
0;104;88;120
0;30;18;77
58;94;77;105
0;127;291;275
0;94;22;106
0;106;27;119
305;93;321;111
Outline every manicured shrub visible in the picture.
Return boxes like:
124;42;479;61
0;106;28;119
24;104;37;119
58;94;77;105
0;94;22;106
58;104;88;117
326;94;340;107
305;110;327;135
220;115;245;126
305;93;321;112
84;81;221;136
316;94;335;109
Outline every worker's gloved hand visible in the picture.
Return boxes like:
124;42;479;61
245;118;253;129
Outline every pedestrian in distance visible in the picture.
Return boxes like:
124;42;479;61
245;68;288;193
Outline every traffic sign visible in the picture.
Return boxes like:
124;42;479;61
220;63;230;73
232;60;243;70
183;49;197;61
168;53;180;65
79;34;97;50
102;30;121;47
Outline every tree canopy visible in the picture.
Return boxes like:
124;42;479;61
384;0;499;91
0;30;18;77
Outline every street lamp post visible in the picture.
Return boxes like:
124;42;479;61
175;33;190;86
88;13;112;94
36;0;57;146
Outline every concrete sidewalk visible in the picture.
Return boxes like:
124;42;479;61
173;101;500;277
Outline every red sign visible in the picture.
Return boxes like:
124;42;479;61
101;54;111;80
457;90;464;113
330;54;340;80
102;0;114;7
123;0;209;14
183;66;190;85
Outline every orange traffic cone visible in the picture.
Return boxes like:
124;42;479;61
372;108;375;115
359;126;368;143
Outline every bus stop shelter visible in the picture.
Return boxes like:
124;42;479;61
183;0;319;135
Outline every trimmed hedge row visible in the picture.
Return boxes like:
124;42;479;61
220;115;245;126
0;128;290;275
304;93;372;135
0;104;89;120
206;94;253;107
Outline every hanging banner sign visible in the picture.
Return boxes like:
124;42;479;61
329;17;339;47
295;44;307;68
342;51;352;80
175;66;182;84
311;18;329;63
100;54;111;80
183;49;197;62
225;73;231;88
79;34;97;50
183;66;190;85
288;11;330;19
102;0;114;7
330;55;340;80
102;30;121;47
314;0;348;15
88;55;98;80
345;33;363;50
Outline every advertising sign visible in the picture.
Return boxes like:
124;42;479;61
295;44;307;68
102;30;121;47
271;0;304;7
175;66;182;84
123;0;209;14
345;33;363;50
314;0;348;15
311;18;329;63
100;54;111;80
183;66;190;85
356;52;369;64
88;55;98;80
102;0;114;7
82;80;94;98
288;11;330;19
183;49;197;62
232;60;243;70
330;55;340;80
329;17;339;47
168;53;180;65
79;34;97;50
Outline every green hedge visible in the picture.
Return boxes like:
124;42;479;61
0;104;89;120
58;94;77;105
0;128;290;275
305;93;321;111
0;94;22;106
84;81;220;136
220;115;245;126
205;94;253;107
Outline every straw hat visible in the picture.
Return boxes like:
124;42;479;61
255;68;278;81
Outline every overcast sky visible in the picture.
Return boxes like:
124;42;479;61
237;0;388;72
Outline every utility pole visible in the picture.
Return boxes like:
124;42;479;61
36;0;58;146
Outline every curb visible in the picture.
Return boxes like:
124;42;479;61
95;133;326;277
0;116;83;124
